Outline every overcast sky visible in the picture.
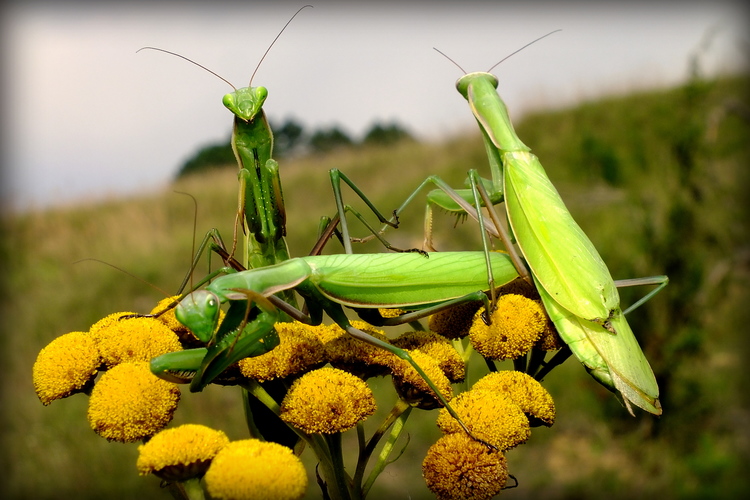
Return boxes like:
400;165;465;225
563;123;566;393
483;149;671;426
1;0;746;212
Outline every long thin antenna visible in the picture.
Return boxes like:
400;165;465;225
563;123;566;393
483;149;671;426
249;5;313;86
137;46;237;91
486;29;561;73
433;47;467;74
73;258;171;297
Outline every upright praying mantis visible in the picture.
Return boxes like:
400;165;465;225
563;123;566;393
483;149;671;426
434;39;668;415
138;6;315;311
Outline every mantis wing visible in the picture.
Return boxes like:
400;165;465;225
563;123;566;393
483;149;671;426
502;150;619;323
504;149;660;414
537;278;661;415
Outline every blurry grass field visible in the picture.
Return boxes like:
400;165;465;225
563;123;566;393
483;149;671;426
2;74;748;499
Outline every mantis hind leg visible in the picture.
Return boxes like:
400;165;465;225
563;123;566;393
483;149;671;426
616;275;670;315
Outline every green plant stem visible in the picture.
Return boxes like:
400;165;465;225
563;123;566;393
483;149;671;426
241;388;264;439
182;478;205;500
360;400;413;498
325;432;355;500
241;379;349;500
166;478;205;500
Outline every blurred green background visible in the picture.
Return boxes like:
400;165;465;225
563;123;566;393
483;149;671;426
2;70;748;499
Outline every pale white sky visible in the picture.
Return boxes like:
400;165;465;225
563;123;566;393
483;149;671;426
1;0;747;212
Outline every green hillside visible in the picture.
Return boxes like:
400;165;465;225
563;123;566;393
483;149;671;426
3;74;748;499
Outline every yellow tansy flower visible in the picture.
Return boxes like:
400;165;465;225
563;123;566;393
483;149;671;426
471;371;556;426
378;308;408;318
87;362;180;442
428;301;482;339
321;321;395;379
469;294;546;360
90;314;183;368
388;350;453;410
422;432;508;500
137;424;229;481
280;367;376;434
392;330;465;382
238;322;325;381
205;439;307;500
435;390;530;451
33;331;101;405
89;311;137;336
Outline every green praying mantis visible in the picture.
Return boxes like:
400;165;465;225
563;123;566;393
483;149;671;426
431;37;668;415
138;6;315;309
160;251;520;393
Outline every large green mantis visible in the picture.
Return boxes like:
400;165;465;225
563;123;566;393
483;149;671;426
443;52;668;415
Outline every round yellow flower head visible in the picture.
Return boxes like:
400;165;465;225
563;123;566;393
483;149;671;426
87;362;180;442
469;294;547;360
239;322;325;381
378;308;408;318
388;350;453;410
471;370;556;426
488;281;563;350
428;301;483;339
89;313;182;368
436;390;530;451
33;331;101;405
89;311;137;336
205;439;307;500
280;366;376;434
137;424;229;481
392;330;465;382
422;432;508;500
321;321;395;379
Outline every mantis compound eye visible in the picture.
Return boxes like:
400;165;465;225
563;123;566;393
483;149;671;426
175;290;221;343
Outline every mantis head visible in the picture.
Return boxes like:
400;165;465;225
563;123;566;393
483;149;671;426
175;290;222;343
222;86;269;122
456;72;499;100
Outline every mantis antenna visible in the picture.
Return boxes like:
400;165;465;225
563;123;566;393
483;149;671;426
486;29;562;73
433;29;562;75
136;5;314;90
249;4;313;86
136;46;237;90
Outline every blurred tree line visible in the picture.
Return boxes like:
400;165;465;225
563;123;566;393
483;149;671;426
176;119;413;178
